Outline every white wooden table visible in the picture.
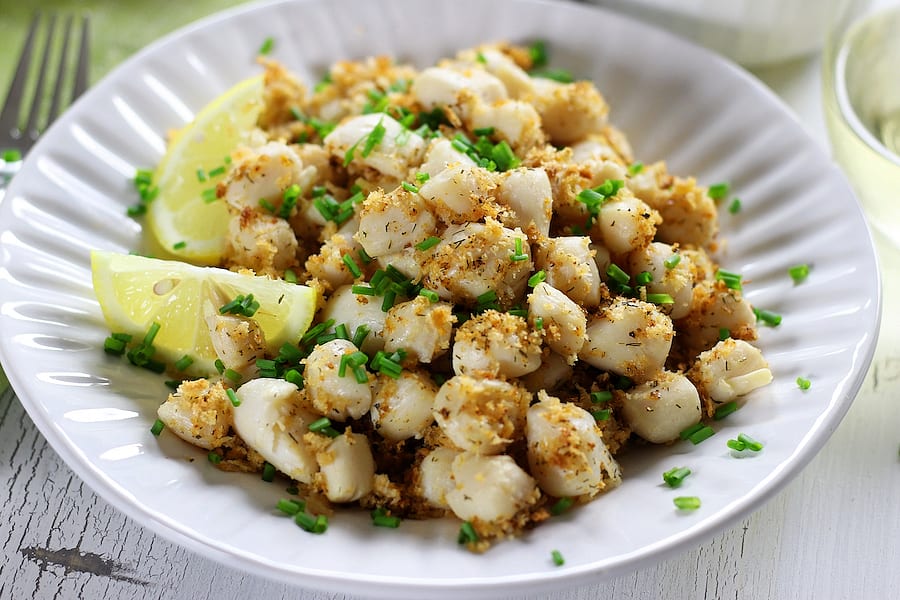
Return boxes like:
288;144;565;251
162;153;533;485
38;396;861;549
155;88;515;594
2;29;899;600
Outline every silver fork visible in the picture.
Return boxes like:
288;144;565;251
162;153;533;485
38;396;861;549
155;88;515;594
0;13;90;179
0;13;90;401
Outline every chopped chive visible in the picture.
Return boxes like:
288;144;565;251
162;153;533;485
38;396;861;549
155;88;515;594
196;168;207;182
343;138;363;167
258;36;275;55
351;284;376;296
226;388;241;407
362;118;386;158
707;182;730;200
664;253;681;269
737;433;763;451
550;497;574;516
2;149;23;162
728;198;742;214
377;358;403;379
715;269;742;291
688;425;715;445
357;247;373;264
590;391;612;403
385;264;409;283
103;336;127;355
201;188;218;203
207;165;226;178
578;188;605;206
371;507;401;528
316;332;337;345
338;353;350;378
796;376;811;390
753;307;782;327
143;322;161;345
301;319;336;344
419;288;440;303
342;253;362;278
401;181;419;193
529;40;548;69
663;466;692;488
284;269;297;284
214;358;225;375
134;168;153;186
126;203;147;217
415;236;441;251
673;496;701;511
473;126;495;137
457;521;479;544
256;358;278;377
510;237;528;261
164;380;180;390
258;198;276;213
309;417;340;437
531;68;574;83
352;324;370;348
788;264;810;284
679;422;706;440
635;271;653;286
491;140;520;171
277;498;305;516
219;293;259;317
713;401;739;420
727;438;747;451
415;171;430;183
224;369;242;384
335;323;350;340
591;409;611;421
295;511;328;534
628;161;644;175
284;368;304;389
614;375;633;390
347;351;369;367
262;462;276;482
646;293;675;304
718;327;731;341
150;419;165;436
353;365;369;384
314;71;333;93
207;452;222;464
381;289;397;312
172;241;187;250
174;355;194;371
528;270;547;287
551;550;565;567
476;289;498;310
606;263;630;286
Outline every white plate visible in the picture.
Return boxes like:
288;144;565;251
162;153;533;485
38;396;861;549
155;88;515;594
0;0;880;597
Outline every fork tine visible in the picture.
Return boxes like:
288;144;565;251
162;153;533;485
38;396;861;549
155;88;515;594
73;16;91;100
23;14;58;139
46;15;74;126
0;12;41;132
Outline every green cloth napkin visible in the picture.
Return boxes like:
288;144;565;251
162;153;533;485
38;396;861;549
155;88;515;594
0;0;251;394
0;0;252;93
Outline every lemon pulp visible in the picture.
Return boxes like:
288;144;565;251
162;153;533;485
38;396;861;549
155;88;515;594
147;76;264;265
91;250;316;376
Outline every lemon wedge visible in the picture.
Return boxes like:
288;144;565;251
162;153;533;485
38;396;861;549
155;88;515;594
91;250;316;376
147;76;264;265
